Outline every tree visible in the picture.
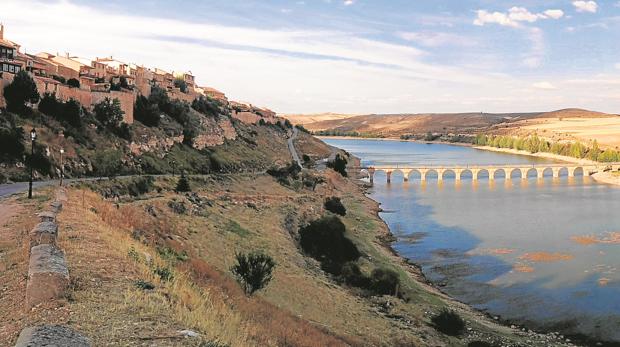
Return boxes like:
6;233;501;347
67;78;80;88
63;99;82;128
38;92;60;116
327;154;348;177
588;140;600;161
3;70;40;114
191;96;220;118
569;141;586;159
230;252;276;295
174;78;188;93
324;196;346;216
175;174;191;192
134;95;160;127
94;97;124;130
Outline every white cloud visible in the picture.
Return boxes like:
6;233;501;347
615;63;620;69
544;10;565;19
397;31;476;47
532;81;557;90
344;0;355;5
573;1;598;13
474;7;564;27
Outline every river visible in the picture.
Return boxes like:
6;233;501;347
322;138;620;343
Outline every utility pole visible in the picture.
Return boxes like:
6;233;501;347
28;128;36;199
59;148;64;186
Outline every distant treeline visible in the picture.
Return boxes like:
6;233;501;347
312;130;382;138
474;134;620;162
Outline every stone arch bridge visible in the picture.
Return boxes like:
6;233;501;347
351;164;620;183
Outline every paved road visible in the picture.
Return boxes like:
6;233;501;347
288;127;303;168
0;181;59;199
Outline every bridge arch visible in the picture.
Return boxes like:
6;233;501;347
542;167;553;178
508;168;522;179
526;168;538;179
459;169;473;180
407;169;423;180
441;169;457;180
572;167;584;177
477;169;490;180
558;167;569;177
424;169;439;180
492;168;506;179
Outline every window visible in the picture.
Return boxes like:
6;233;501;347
2;64;7;72
15;66;20;73
9;65;15;72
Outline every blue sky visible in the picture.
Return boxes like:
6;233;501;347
2;0;619;113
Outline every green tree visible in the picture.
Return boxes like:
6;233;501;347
63;99;82;128
175;173;191;192
134;95;160;127
588;140;600;161
569;141;586;159
327;154;348;177
174;78;188;93
230;252;276;295
67;78;80;88
94;97;124;130
3;70;40;114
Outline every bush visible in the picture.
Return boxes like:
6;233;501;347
431;309;466;336
299;215;360;273
174;78;188;93
230;252;276;295
92;149;122;178
324;196;346;216
135;280;155;290
67;78;80;88
0;121;25;161
38;93;82;128
267;162;301;184
327;154;348;177
468;342;497;347
370;268;400;296
154;266;174;282
340;262;369;287
126;176;155;196
176;174;191;192
3;70;40;114
191;96;221;118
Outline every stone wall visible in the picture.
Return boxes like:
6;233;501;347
91;90;135;124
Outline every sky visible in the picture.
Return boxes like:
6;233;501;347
1;0;619;114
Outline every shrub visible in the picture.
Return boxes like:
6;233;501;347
38;93;82;128
267;162;301;184
324;196;346;216
154;266;174;282
431;309;466;336
340;262;370;288
174;78;188;93
135;280;155;290
370;268;400;296
468;342;497;347
176;174;191;192
327;154;348;177
230;252;276;295
167;199;188;214
0;122;25;161
67;78;80;88
299;215;360;273
92;149;122;178
3;70;40;114
191;96;221;118
126;176;155;196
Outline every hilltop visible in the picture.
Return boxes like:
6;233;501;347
282;108;620;147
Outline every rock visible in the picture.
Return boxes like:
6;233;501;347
37;211;57;223
178;329;200;338
26;244;69;308
29;222;58;248
15;325;90;347
50;201;63;213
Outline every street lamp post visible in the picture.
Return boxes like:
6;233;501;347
170;160;177;177
59;148;64;186
28;128;36;199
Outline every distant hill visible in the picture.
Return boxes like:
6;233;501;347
282;108;618;139
280;112;360;125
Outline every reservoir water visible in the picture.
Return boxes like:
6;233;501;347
322;138;620;342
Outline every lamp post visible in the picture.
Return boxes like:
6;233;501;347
170;160;177;177
28;128;36;199
59;148;64;186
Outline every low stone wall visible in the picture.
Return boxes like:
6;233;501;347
18;187;91;346
15;325;90;347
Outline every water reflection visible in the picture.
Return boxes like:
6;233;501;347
323;138;620;341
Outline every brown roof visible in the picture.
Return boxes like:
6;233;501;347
0;38;17;49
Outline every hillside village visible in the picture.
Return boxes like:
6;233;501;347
0;24;275;124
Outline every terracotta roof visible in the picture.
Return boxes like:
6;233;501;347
0;38;17;49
